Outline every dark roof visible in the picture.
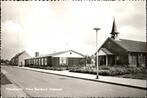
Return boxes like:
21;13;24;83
11;51;25;59
101;48;113;55
109;37;147;52
110;18;119;34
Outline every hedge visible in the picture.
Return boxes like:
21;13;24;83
69;66;145;76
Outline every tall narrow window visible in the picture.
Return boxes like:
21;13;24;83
45;58;47;65
42;58;44;66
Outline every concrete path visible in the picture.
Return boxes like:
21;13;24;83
20;67;147;90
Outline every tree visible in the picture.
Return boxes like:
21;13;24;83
85;55;92;64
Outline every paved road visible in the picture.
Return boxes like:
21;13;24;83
1;66;146;97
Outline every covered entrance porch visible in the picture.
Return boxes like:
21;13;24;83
98;48;114;66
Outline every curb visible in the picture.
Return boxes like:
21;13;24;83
18;67;147;90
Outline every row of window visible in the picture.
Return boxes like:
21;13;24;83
25;58;47;66
129;54;146;64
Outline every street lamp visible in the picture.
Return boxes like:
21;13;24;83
93;28;100;79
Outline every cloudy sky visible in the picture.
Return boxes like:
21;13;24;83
1;1;146;60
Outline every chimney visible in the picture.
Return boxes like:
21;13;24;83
35;52;39;57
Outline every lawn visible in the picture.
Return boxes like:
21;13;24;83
1;72;12;85
0;72;12;96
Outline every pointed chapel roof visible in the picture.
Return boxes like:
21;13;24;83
110;18;119;34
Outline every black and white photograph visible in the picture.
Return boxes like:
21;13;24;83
1;0;147;97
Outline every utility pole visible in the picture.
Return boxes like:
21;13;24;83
93;28;100;79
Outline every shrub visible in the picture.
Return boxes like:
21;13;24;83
46;67;67;71
99;65;110;70
69;66;145;76
70;66;82;70
127;67;143;73
99;70;111;76
109;67;129;75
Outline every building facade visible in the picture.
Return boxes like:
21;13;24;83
97;19;147;67
25;50;86;67
10;51;31;66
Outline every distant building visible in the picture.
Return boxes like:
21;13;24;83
25;50;86;67
10;51;31;66
97;19;147;67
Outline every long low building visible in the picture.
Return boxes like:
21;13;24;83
25;50;86;67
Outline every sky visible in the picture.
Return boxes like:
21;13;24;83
1;1;146;60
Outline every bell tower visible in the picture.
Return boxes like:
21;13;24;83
110;18;119;40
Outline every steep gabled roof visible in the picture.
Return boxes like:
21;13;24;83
99;37;147;53
101;48;113;55
11;51;26;59
113;38;147;52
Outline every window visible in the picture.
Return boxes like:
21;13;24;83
33;59;35;65
39;59;40;65
36;59;38;65
139;54;145;64
60;57;68;65
45;58;47;65
35;59;37;65
129;54;137;64
31;59;33;65
42;58;44;65
40;59;41;66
